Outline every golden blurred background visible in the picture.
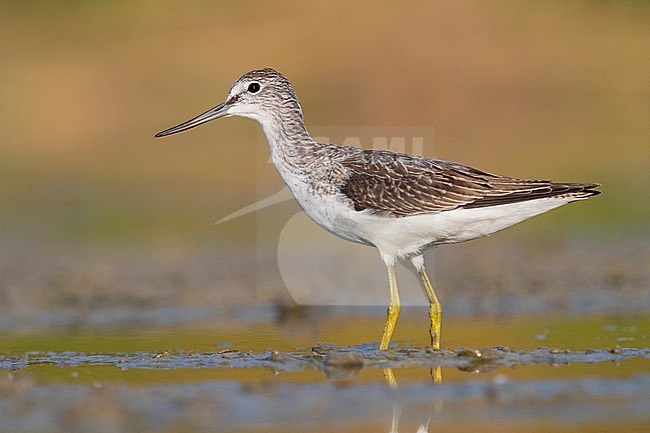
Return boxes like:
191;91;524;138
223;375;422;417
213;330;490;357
1;1;648;249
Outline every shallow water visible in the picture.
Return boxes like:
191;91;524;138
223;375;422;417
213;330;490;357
1;311;649;432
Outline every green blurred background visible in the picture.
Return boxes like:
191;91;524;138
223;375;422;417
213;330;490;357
0;0;648;249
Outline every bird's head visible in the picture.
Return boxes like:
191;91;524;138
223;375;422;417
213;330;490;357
155;68;301;137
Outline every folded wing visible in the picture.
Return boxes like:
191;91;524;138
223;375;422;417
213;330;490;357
339;150;600;217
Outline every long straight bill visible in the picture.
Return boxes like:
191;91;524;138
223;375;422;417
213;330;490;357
155;101;229;137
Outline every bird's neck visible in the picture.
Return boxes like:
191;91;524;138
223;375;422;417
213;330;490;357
259;110;320;175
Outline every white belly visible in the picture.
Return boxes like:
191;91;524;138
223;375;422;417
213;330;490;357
359;197;576;259
291;187;374;246
293;188;577;260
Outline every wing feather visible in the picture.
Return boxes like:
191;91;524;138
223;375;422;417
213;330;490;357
339;149;600;217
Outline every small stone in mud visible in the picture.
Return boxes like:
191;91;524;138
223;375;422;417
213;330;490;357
478;348;502;361
456;348;478;358
324;351;364;369
220;350;242;359
456;348;502;361
312;342;338;355
268;351;293;363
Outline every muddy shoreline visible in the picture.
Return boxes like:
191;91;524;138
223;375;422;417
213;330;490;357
3;345;648;373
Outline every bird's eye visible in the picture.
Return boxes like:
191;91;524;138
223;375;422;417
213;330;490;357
248;82;260;93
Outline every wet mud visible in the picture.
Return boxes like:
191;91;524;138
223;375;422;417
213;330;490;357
2;344;648;374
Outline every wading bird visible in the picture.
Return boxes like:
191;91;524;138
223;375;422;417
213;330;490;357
156;68;600;350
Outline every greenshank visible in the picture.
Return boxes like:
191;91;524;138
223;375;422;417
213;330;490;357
156;68;600;350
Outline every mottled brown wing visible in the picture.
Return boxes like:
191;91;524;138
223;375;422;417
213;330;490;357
339;150;600;217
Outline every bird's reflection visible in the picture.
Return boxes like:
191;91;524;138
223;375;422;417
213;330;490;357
319;345;446;432
384;366;442;433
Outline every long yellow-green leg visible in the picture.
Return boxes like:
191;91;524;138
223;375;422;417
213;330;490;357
379;263;401;350
411;255;442;350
